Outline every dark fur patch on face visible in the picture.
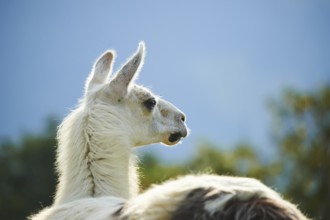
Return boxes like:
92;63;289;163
171;187;300;220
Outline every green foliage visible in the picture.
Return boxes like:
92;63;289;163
0;121;57;220
268;86;330;218
0;86;329;219
140;143;281;193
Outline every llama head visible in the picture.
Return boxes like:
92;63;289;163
83;42;188;147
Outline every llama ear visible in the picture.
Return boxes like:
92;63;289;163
109;42;145;99
85;50;115;93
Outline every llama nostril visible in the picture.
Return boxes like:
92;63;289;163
178;114;186;122
181;115;185;122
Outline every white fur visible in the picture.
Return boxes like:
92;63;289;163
31;197;124;220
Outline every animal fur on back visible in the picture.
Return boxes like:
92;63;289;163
118;174;310;220
31;174;311;220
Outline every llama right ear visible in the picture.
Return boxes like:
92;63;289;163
109;42;145;100
85;50;115;94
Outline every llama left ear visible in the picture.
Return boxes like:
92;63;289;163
85;50;115;94
109;42;145;100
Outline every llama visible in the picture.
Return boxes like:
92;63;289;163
30;42;310;220
30;42;188;219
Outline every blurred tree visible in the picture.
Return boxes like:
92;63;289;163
268;86;330;219
140;143;280;191
0;119;57;220
186;142;280;183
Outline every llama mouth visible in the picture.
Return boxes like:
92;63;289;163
168;132;182;143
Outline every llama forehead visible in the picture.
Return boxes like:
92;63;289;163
129;85;157;101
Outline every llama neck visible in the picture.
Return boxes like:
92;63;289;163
54;107;139;205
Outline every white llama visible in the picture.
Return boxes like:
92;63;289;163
30;42;188;219
30;42;310;220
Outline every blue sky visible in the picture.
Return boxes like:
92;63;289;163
1;0;329;163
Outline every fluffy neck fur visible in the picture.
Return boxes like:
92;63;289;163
54;100;139;205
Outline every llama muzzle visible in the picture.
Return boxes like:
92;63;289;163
169;130;187;143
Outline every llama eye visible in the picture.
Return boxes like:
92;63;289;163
143;98;157;111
